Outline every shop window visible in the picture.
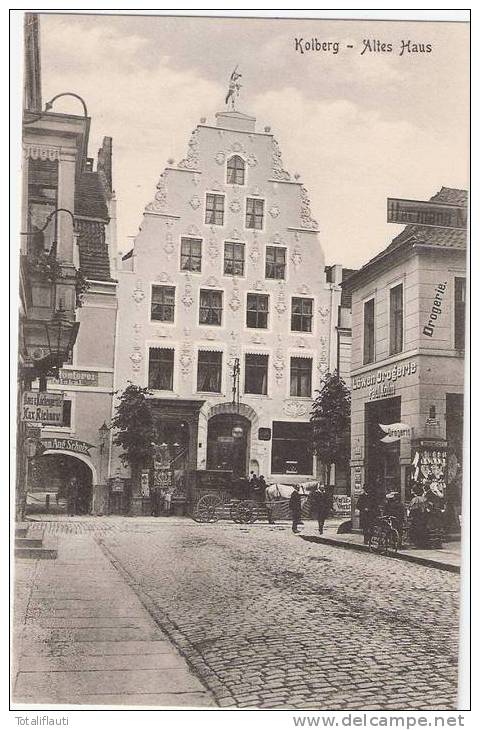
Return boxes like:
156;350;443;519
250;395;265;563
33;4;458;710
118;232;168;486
363;298;375;364
199;289;223;326
180;237;202;272
245;354;268;395
291;297;313;332
224;242;245;276
271;421;313;475
62;400;72;427
389;284;403;355
246;293;269;329
454;277;466;350
265;246;286;280
246;198;264;230
148;348;174;391
226;155;245;185
197;350;222;392
205;193;225;226
290;357;312;397
151;285;175;322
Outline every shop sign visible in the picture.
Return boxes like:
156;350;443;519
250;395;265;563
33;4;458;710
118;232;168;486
379;422;412;443
332;495;351;515
258;428;272;441
54;369;99;387
352;360;417;392
111;477;124;493
154;468;173;489
41;437;94;455
354;466;362;488
422;282;447;338
387;198;467;230
22;391;64;425
141;470;150;498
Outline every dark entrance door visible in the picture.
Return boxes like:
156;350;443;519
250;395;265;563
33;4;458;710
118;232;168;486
206;414;250;476
365;396;402;498
32;453;93;514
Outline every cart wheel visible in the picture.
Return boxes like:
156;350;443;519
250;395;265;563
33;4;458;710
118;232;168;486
236;500;257;524
194;494;223;523
229;501;241;523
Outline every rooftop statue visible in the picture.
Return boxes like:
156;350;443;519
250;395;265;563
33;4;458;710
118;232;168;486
225;66;242;111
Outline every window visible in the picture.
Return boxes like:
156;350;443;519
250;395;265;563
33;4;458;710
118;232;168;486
226;155;245;185
199;289;223;326
246;293;269;329
363;298;375;365
27;158;59;257
246;198;264;229
291;297;313;332
455;277;466;350
266;246;286;280
62;400;72;427
245;354;268;395
197;351;222;392
389;284;403;355
224;242;245;276
271;421;313;475
180;237;202;272
148;348;174;390
205;194;225;226
290;357;312;397
151;285;175;322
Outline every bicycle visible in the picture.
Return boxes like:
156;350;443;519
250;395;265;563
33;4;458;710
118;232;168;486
368;515;400;555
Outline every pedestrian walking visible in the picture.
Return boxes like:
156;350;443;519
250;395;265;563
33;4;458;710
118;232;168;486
289;484;302;534
408;486;427;547
67;476;78;516
311;484;330;534
356;487;379;544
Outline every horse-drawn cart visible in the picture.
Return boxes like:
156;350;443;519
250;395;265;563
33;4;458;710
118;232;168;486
188;470;318;524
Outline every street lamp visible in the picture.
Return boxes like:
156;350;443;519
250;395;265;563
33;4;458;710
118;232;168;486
22;306;80;390
45;92;88;119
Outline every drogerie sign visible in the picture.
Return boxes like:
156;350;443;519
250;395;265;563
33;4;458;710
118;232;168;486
22;391;64;425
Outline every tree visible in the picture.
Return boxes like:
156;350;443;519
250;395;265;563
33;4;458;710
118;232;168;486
310;371;351;485
111;383;155;471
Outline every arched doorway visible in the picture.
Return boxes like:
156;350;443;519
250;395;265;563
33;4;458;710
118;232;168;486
206;414;251;476
30;452;94;515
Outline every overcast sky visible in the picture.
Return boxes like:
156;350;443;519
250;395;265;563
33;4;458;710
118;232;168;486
37;13;469;268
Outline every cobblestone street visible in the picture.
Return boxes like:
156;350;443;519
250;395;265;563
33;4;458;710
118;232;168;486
41;517;460;711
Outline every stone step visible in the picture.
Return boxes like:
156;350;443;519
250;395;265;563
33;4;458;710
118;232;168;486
15;537;44;548
15;546;57;560
15;527;28;538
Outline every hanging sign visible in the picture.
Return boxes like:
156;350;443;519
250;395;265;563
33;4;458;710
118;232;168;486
41;437;94;455
22;391;64;425
379;422;412;443
141;470;150;497
387;198;467;229
54;369;99;386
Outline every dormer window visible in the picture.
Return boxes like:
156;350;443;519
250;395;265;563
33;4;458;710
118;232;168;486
227;155;245;185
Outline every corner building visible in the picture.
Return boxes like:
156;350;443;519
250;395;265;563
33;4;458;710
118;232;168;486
112;110;334;514
344;187;467;530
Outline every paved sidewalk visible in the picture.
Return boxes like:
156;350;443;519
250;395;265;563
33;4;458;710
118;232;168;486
302;526;462;573
12;532;216;708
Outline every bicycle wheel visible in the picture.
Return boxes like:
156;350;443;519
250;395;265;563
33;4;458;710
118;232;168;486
369;526;387;555
387;528;399;554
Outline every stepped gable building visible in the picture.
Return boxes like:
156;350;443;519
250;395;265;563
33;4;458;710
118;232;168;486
113;108;337;514
343;187;467;530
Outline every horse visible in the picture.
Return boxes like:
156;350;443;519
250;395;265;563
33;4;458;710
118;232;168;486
264;481;318;524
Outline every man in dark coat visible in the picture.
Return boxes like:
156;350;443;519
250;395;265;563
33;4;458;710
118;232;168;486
289;484;302;534
356;487;379;544
311;484;330;534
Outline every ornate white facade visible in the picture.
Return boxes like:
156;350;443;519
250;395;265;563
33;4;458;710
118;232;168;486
112;110;334;499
